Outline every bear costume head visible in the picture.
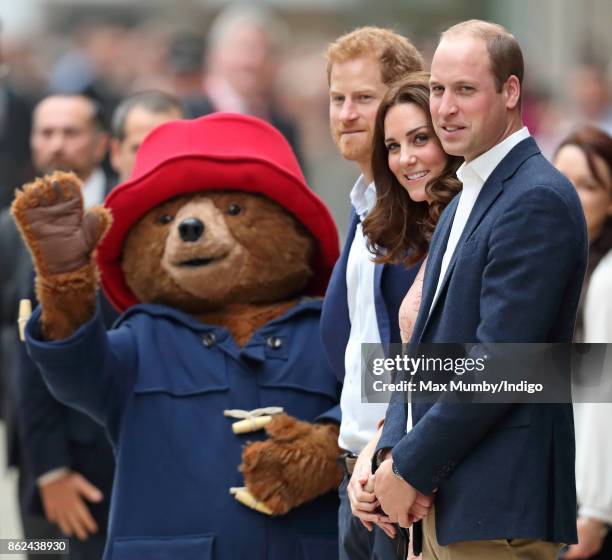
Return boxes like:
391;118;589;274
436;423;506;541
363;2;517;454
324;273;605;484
97;113;339;342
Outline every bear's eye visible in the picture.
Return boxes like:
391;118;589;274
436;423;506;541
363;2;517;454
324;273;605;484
226;204;242;216
156;214;174;225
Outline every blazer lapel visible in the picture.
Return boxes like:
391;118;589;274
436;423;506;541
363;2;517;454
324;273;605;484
416;137;542;340
373;263;390;343
426;177;504;319
411;198;457;342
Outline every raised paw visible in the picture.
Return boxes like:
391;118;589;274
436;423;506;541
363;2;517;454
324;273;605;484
18;171;83;211
11;171;111;276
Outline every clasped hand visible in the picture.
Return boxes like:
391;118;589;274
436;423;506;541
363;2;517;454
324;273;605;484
348;446;433;534
373;458;433;529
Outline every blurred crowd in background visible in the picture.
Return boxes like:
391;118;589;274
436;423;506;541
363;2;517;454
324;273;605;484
0;0;610;229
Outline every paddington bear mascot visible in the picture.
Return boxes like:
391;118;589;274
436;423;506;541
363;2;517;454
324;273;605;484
13;113;344;559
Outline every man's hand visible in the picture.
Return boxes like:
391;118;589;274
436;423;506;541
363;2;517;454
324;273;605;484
39;471;103;541
346;428;396;538
374;458;433;528
564;517;608;559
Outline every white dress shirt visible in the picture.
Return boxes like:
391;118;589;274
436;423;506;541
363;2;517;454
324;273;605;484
338;176;389;453
82;167;107;209
429;127;531;315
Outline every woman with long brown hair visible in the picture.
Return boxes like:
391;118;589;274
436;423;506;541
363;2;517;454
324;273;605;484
347;73;461;556
363;72;462;343
554;126;612;560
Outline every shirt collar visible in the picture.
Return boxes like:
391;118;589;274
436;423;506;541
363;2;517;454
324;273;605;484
349;174;377;221
463;126;531;185
82;167;106;209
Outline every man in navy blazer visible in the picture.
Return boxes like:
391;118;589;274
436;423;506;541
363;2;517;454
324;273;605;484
320;27;426;560
14;94;117;560
373;20;587;559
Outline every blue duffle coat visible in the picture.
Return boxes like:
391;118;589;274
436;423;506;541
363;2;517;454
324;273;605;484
26;299;341;560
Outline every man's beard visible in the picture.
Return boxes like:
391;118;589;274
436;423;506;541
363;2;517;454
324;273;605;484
331;126;372;163
38;159;77;176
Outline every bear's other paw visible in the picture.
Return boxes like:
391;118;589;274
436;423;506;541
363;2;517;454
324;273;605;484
240;414;342;515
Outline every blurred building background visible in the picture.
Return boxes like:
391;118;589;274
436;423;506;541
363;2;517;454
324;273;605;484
0;0;610;235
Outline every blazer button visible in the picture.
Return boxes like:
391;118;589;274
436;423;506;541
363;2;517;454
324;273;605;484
267;336;283;349
202;332;216;348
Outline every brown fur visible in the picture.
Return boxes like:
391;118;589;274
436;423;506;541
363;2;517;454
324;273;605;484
122;192;315;318
11;171;112;339
241;413;342;515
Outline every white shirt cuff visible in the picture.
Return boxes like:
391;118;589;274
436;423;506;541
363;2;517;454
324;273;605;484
579;505;612;527
37;467;69;487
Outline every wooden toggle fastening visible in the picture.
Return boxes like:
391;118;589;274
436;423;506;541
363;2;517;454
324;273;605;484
223;407;284;434
18;299;32;342
230;487;273;515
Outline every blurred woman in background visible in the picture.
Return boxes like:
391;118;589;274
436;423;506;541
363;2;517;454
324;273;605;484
554;125;612;560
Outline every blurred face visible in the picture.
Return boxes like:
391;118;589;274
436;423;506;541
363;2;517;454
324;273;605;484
384;103;448;203
110;106;183;182
31;96;108;180
554;144;612;242
213;23;275;99
430;35;519;161
329;56;387;177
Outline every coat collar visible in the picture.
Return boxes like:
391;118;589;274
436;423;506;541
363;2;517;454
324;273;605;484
114;299;323;332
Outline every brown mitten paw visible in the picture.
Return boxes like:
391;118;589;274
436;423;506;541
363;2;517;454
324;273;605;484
11;171;113;340
240;413;342;515
12;171;111;276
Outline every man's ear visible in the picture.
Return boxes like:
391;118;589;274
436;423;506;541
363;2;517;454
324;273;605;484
504;75;521;111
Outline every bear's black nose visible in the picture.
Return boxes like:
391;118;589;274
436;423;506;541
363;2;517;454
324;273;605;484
178;218;205;242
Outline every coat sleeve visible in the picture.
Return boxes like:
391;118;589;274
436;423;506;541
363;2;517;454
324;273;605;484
391;186;587;494
17;339;72;477
24;304;138;444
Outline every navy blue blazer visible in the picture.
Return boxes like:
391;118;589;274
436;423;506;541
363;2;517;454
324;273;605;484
320;210;421;384
378;137;587;546
16;174;117;530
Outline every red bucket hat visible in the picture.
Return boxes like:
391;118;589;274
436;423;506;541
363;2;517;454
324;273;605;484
97;113;339;312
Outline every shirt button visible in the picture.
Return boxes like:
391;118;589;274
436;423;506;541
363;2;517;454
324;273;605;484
267;336;283;349
202;333;216;348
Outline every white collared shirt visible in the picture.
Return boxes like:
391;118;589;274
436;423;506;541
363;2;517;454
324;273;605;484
429;127;531;315
338;176;390;454
82;167;107;209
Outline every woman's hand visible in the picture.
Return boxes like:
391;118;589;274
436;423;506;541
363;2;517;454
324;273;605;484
564;517;608;559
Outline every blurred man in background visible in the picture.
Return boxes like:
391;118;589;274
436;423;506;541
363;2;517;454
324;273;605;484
0;27;33;210
1;93;116;560
109;89;184;182
193;4;303;163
